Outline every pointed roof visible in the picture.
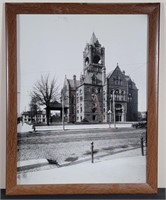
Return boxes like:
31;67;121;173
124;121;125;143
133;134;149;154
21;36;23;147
67;79;80;89
90;32;99;45
107;63;121;78
115;63;121;71
107;70;114;79
106;64;138;90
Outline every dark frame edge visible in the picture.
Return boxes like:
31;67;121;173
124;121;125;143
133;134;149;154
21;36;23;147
2;188;166;199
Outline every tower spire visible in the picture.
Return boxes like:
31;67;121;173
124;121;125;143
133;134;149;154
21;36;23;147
90;32;98;45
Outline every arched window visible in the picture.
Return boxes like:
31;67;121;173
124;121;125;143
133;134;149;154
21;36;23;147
85;57;89;66
93;55;101;64
128;93;132;102
116;89;119;94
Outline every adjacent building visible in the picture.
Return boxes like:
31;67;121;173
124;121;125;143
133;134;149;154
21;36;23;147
62;33;138;123
22;110;47;124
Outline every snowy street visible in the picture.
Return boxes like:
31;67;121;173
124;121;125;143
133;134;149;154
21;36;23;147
17;126;146;184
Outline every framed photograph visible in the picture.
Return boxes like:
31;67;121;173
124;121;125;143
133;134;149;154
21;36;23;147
6;3;160;195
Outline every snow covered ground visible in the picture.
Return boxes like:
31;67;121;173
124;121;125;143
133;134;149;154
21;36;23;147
17;123;33;133
17;155;146;184
17;122;133;133
36;123;132;132
17;123;146;184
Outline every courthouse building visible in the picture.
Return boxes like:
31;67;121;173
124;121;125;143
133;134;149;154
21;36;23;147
62;33;138;123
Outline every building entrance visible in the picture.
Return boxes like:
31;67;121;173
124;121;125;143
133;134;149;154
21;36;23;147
115;104;123;122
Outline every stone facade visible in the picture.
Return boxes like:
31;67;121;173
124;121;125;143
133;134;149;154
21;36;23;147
62;33;138;123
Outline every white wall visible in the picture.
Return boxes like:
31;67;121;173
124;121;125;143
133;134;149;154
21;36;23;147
0;0;166;189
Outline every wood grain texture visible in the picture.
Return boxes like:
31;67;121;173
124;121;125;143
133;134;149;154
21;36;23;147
5;3;160;195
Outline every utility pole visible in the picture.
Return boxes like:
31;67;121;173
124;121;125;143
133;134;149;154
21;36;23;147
61;92;69;131
113;90;116;128
107;100;112;128
91;142;94;163
61;93;65;131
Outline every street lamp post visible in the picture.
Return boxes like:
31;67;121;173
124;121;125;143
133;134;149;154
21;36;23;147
62;95;65;131
113;90;116;128
111;90;116;129
107;109;112;128
61;92;69;131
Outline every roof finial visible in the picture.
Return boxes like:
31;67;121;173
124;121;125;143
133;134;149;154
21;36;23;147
117;62;119;67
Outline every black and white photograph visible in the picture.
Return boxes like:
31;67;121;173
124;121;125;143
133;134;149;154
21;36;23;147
17;14;148;185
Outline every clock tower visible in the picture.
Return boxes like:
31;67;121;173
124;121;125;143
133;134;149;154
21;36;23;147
83;33;106;86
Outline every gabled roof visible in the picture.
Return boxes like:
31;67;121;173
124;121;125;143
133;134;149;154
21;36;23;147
106;64;138;89
22;111;31;115
67;79;80;89
125;75;138;90
22;110;45;115
48;101;62;109
47;101;68;110
106;64;121;79
107;70;113;79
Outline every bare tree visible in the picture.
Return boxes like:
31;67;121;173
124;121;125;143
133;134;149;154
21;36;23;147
31;75;59;125
29;96;39;124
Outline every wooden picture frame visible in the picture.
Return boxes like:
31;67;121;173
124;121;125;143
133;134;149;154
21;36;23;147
6;3;160;195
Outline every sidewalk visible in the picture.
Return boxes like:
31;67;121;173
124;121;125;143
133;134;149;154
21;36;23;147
17;155;146;184
17;148;146;185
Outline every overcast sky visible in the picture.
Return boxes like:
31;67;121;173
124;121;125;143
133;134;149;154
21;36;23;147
17;14;148;113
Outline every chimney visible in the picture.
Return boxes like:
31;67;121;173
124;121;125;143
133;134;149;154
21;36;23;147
73;75;76;89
